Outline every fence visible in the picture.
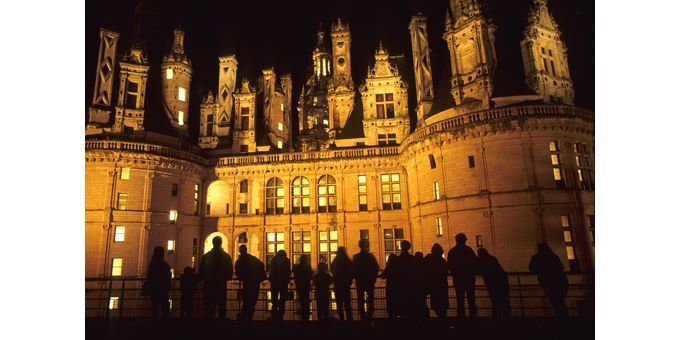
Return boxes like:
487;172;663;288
86;272;593;319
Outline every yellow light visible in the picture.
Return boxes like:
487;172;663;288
178;111;184;126
278;122;283;131
169;210;178;221
166;67;174;79
120;167;130;180
109;297;119;310
168;240;175;252
277;141;283;149
111;258;122;276
178;87;186;102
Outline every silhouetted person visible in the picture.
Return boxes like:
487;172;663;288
313;262;332;321
234;244;266;327
179;266;198;319
397;240;419;323
331;246;353;322
447;233;478;319
477;248;511;319
414;251;429;322
147;246;171;319
269;249;291;321
200;236;233;319
293;255;313;322
382;253;399;319
353;239;380;325
424;243;449;320
529;243;569;319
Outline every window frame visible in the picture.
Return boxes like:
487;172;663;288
317;175;337;213
291;176;311;214
265;178;285;215
380;173;402;210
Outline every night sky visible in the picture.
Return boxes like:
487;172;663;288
86;0;594;140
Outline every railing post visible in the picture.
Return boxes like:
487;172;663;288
119;279;125;317
106;278;113;318
517;274;525;318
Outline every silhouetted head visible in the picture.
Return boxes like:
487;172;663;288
336;246;348;259
431;243;444;257
183;266;193;275
276;249;287;258
151;246;165;262
415;251;423;260
400;240;411;252
239;244;247;255
455;233;467;245
318;262;328;273
212;236;223;249
537;242;554;255
477;248;489;257
359;239;370;251
299;254;309;266
387;253;397;265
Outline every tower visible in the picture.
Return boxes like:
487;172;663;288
520;0;575;105
328;18;355;139
443;0;497;109
217;55;238;137
262;68;290;151
113;46;149;133
361;43;410;146
161;26;192;131
409;13;434;126
232;79;257;153
199;91;219;149
87;28;119;131
312;28;331;78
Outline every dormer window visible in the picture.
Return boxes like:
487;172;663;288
376;93;395;118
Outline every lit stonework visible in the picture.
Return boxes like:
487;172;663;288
443;0;497;110
161;26;192;130
521;0;575;105
361;43;410;146
87;28;119;130
86;3;595;280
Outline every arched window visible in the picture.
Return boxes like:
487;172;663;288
266;178;284;214
317;175;337;213
291;176;310;214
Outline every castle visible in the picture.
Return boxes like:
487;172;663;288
85;0;594;279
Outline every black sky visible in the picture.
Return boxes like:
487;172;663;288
86;0;594;139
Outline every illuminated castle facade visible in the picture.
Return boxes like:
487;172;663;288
86;0;594;278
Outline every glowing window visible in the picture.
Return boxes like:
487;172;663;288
553;168;562;181
433;181;440;200
358;175;368;211
120;167;130;180
111;258;123;276
318;230;338;264
317;175;337;213
380;173;401;210
109;297;119;310
549;141;558;152
383;228;404;261
166;67;174;79
436;217;443;236
265;232;285;269
265;178;284;214
278;122;283;131
280;103;285;111
167;240;176;255
178;111;184;126
476;235;484;248
565;246;575;260
551;154;560;165
114;226;125;242
178;87;186;102
291;231;311;264
376;93;395;119
169;210;178;222
117;193;128;210
193;184;199;216
277;141;283;149
291;176;310;213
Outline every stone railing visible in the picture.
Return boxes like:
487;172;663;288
85;140;208;165
402;104;594;149
210;146;400;167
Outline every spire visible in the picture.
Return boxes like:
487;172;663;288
131;0;157;50
316;26;326;50
172;25;185;56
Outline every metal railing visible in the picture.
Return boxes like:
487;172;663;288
86;272;593;319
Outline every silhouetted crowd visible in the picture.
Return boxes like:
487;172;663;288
144;233;570;325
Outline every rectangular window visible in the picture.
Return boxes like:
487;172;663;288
550;60;556;76
206;204;211;216
171;183;178;197
433;181;440;200
561;215;578;270
588;215;595;246
377;134;387;146
239;203;248;214
120;167;130;180
468;155;475;168
266;232;285;269
117;193;128;210
167;240;175;255
291;231;311;265
575;142;594;191
166;67;174;79
178;87;186;102
241;115;249;130
111;258;123;276
387;133;397;145
318;230;339;264
383;228;405;262
358;175;368;211
241;145;248;153
277;141;283;149
240;180;248;193
543;58;548;72
114;226;125;242
541;47;546;54
194;184;199;216
226;203;230;214
436;217;443;236
109;296;119;310
193;238;198;256
550;141;565;188
360;229;369;241
376;93;395;118
178;111;185;126
125;81;139;108
169;210;178;223
428;154;436;169
278;122;283;131
380;173;402;210
476;235;484;248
